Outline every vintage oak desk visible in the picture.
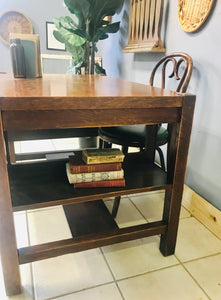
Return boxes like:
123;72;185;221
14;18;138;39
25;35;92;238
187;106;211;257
0;74;195;296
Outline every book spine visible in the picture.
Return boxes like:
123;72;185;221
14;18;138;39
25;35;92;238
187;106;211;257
74;178;126;188
70;162;122;174
66;163;124;184
82;154;124;164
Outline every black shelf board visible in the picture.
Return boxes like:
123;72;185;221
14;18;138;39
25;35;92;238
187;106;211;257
63;200;119;237
8;152;171;211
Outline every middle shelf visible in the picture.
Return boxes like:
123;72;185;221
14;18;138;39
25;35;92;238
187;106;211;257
9;152;171;211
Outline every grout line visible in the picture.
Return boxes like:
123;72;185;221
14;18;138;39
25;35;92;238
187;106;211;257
50;139;57;151
178;252;221;264
175;254;212;300
116;263;180;283
50;139;58;151
45;281;115;300
127;196;150;222
192;215;221;242
182;213;221;241
25;211;36;300
100;247;125;300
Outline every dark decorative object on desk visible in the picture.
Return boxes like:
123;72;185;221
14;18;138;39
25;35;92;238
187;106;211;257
52;0;124;75
10;38;26;78
9;33;42;78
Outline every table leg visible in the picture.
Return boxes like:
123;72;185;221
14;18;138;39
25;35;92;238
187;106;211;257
145;124;158;162
160;95;196;256
0;113;22;295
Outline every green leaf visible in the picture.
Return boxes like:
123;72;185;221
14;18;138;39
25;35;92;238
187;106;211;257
100;20;110;26
92;22;120;42
67;44;85;65
53;17;62;29
100;22;120;34
53;23;86;47
95;63;106;75
53;30;66;44
97;33;108;41
61;26;89;40
89;0;124;24
59;16;78;30
64;0;90;19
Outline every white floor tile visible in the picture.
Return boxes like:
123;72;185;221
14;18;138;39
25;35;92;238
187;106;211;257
20;140;55;153
27;207;113;299
51;283;122;300
104;197;146;228
0;263;34;300
27;206;72;245
129;191;190;221
180;206;191;218
129;192;164;222
14;141;21;154
51;138;79;150
102;236;178;280
175;218;221;262
185;254;221;300
14;212;29;248
118;265;208;300
32;249;113;300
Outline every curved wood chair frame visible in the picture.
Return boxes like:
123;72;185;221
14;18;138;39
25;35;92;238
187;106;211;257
99;52;193;217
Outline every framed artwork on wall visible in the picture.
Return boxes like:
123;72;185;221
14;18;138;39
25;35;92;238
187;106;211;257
46;22;66;51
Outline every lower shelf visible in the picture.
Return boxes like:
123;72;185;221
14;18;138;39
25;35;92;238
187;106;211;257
63;200;119;236
18;198;167;264
9;152;171;211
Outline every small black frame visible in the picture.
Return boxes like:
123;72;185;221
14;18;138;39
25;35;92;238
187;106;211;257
46;22;66;51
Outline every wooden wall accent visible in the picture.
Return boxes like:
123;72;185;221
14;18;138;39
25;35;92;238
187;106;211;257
123;0;166;53
182;185;221;240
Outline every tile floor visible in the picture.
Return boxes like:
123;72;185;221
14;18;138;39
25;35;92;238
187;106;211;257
0;139;221;300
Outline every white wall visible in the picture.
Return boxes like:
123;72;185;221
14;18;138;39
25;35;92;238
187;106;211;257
1;0;220;209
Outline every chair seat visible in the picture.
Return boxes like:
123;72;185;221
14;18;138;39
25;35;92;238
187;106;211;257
98;125;168;148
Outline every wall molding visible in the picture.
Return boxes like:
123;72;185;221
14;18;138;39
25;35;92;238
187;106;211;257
182;185;221;239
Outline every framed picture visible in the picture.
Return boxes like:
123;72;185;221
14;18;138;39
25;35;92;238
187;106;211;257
46;22;66;51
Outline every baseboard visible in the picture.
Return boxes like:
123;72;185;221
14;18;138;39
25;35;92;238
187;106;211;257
182;185;221;239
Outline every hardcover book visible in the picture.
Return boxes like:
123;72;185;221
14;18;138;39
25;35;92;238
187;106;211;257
69;155;122;174
82;148;124;164
74;178;126;188
10;33;42;78
66;163;124;184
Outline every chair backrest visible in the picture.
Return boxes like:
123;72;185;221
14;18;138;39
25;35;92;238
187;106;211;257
149;52;193;93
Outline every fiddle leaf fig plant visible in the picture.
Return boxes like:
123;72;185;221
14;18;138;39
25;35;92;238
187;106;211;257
53;0;124;74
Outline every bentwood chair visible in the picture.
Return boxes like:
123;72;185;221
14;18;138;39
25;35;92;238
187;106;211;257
98;52;193;217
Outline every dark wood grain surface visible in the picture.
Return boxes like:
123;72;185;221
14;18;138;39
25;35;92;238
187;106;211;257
0;74;182;111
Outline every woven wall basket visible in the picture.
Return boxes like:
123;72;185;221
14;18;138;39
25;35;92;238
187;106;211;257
0;10;33;45
178;0;214;32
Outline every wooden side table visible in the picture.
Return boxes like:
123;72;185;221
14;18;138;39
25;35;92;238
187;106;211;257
0;74;195;296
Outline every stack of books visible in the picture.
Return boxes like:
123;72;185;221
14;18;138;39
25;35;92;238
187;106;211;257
10;33;42;78
66;148;125;188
